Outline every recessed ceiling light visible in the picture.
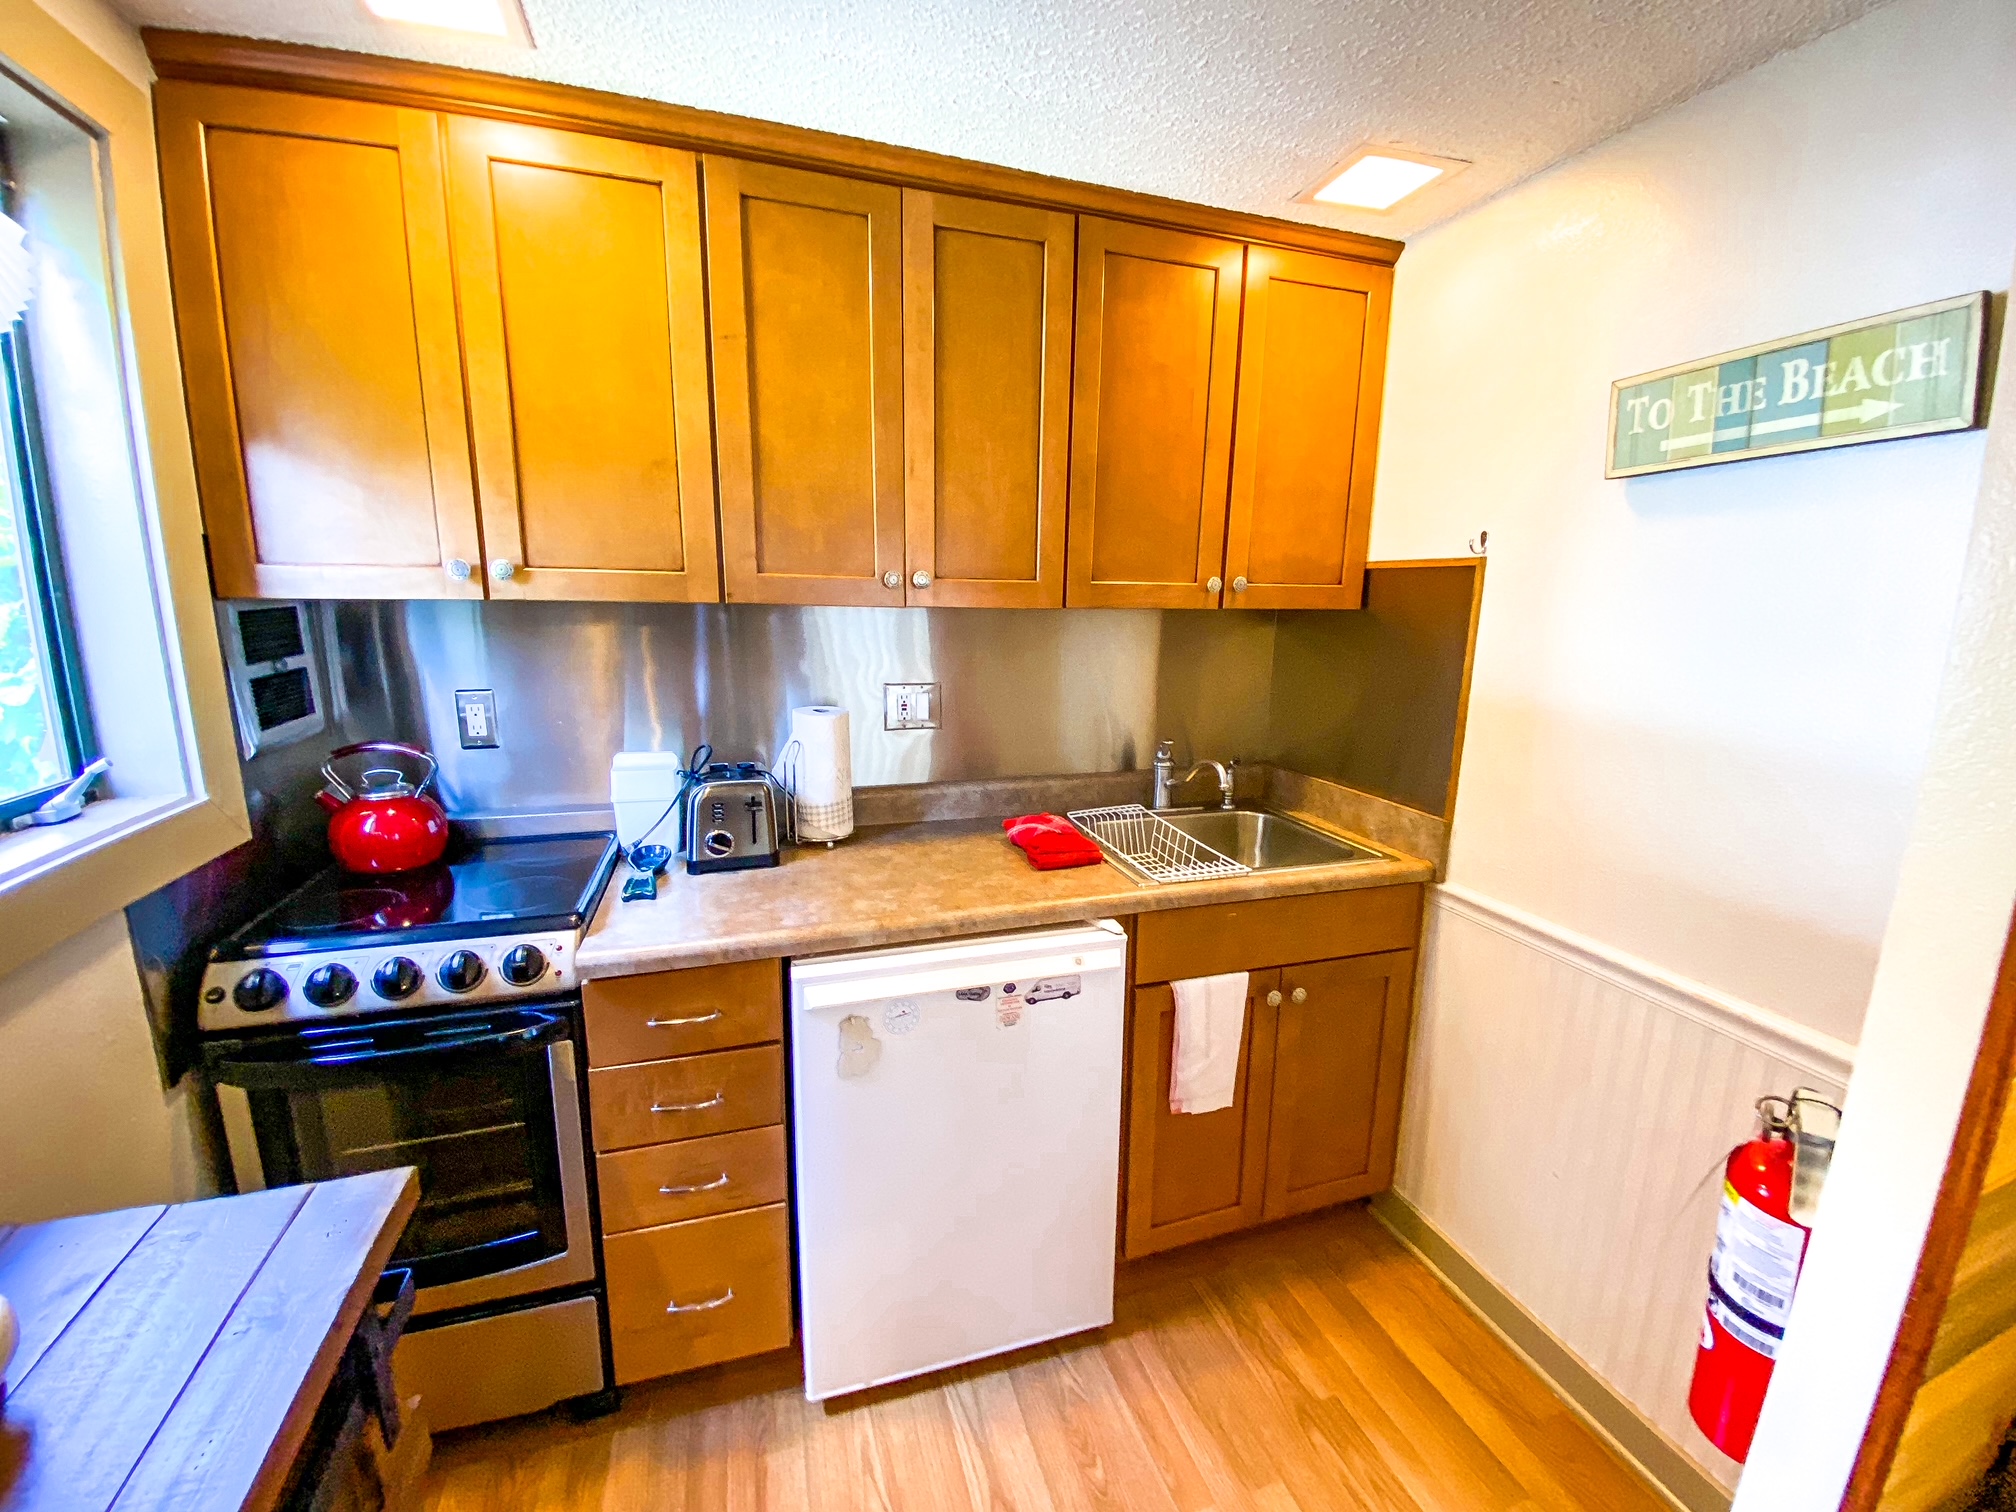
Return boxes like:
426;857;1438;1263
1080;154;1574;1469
360;0;532;43
1298;147;1469;212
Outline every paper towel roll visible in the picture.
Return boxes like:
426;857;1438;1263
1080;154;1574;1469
789;705;853;842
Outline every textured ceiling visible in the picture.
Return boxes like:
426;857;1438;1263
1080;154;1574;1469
111;0;1896;238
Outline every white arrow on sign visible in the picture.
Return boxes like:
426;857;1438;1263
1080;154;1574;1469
1822;397;1902;426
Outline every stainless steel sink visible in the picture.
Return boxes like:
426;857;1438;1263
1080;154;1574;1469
1156;807;1384;872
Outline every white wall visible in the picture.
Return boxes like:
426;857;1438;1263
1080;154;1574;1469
0;915;207;1221
1372;0;2016;1494
1372;0;2016;1046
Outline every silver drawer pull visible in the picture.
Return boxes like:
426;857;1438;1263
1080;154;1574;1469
645;1010;722;1028
659;1172;731;1196
666;1288;734;1315
649;1091;725;1114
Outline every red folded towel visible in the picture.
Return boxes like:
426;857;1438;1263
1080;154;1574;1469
1002;813;1104;871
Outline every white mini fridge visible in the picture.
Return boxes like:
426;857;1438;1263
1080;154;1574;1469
789;920;1129;1401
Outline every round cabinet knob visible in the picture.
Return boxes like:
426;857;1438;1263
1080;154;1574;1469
302;963;358;1009
446;558;471;581
233;967;288;1013
499;943;548;988
1206;576;1223;594
374;956;422;1001
882;571;901;590
1290;986;1308;1004
437;950;487;994
912;570;932;589
491;559;517;582
1232;575;1249;592
1266;989;1283;1008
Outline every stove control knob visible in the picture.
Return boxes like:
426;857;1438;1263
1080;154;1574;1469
303;963;358;1009
374;957;422;1001
438;949;486;994
233;967;288;1014
499;944;547;988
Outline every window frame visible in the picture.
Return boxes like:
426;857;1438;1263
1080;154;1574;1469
0;321;97;826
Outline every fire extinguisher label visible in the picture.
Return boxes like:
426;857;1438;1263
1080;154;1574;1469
1707;1181;1808;1359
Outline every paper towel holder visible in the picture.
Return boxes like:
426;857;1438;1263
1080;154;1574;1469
773;739;825;848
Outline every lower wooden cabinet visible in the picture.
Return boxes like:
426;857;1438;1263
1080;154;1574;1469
604;1204;794;1385
1122;888;1420;1259
585;959;795;1386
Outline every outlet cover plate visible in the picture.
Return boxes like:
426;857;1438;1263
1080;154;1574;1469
455;688;499;749
883;682;939;732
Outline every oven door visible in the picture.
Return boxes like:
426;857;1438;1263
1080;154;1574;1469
207;1003;595;1314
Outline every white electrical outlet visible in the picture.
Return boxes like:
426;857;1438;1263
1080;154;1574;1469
883;682;940;731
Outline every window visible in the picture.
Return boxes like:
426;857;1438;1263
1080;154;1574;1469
0;214;92;826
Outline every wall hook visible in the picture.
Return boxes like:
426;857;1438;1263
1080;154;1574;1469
1468;530;1489;556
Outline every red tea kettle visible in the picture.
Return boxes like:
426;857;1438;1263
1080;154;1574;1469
315;741;450;874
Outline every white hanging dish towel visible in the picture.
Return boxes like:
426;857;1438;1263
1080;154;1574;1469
1169;971;1248;1115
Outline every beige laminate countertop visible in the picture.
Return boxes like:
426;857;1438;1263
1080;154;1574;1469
575;814;1434;980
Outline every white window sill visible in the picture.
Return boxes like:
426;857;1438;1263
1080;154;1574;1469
0;793;247;979
0;793;199;894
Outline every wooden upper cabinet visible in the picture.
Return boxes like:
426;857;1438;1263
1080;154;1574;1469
156;84;481;600
1066;219;1244;609
704;158;904;606
1224;247;1393;610
902;191;1073;608
445;120;719;602
1263;950;1416;1219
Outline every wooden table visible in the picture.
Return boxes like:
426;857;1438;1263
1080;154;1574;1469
0;1169;418;1512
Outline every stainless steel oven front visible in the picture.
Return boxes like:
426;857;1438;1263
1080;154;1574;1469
205;998;609;1427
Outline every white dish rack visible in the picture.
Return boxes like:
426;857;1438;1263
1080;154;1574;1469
1067;804;1251;885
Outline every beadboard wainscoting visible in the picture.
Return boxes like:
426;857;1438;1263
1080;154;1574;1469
1391;884;1855;1500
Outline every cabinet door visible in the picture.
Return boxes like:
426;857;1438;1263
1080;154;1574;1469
156;84;481;600
1263;950;1416;1219
705;158;904;606
901;191;1073;607
1066;219;1245;608
446;120;719;602
1223;247;1392;610
1122;973;1279;1259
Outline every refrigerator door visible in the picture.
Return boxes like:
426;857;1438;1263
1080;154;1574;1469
790;921;1128;1401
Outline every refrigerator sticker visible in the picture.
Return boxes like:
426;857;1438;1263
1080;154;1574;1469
955;985;991;1001
836;1014;882;1079
883;999;921;1036
997;1001;1023;1028
1026;975;1082;1004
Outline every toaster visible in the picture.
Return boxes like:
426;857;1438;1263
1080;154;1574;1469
683;762;786;873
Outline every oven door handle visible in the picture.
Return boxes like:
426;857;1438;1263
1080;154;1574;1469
209;1012;568;1087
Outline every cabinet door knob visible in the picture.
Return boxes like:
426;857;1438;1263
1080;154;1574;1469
1206;576;1223;594
1265;989;1282;1008
446;558;471;581
1232;575;1249;592
1290;986;1308;1004
883;571;901;590
491;558;517;581
912;570;932;589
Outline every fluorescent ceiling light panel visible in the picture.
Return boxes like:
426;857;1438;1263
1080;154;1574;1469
1300;147;1469;212
361;0;531;41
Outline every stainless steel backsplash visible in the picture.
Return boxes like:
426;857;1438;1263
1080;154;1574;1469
317;600;1282;816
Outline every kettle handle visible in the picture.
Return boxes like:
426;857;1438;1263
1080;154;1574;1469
325;740;439;796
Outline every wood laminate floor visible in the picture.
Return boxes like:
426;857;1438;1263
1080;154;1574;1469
422;1205;1668;1511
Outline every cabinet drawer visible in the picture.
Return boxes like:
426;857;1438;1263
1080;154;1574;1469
605;1204;794;1385
589;1045;783;1152
598;1125;788;1234
1135;884;1421;983
583;959;782;1066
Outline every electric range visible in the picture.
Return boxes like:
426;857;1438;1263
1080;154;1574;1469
198;832;619;1031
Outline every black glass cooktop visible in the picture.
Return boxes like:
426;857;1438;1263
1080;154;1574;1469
212;833;620;960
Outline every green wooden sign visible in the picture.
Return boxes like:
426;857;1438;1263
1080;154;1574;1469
1607;292;1988;478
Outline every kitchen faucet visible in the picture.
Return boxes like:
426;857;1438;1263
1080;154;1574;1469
1152;740;1237;810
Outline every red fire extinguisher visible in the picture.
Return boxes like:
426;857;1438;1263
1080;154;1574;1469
1688;1088;1840;1461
